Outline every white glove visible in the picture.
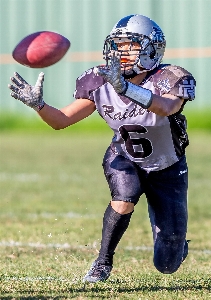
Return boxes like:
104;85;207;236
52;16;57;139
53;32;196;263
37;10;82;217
95;51;127;94
8;72;45;111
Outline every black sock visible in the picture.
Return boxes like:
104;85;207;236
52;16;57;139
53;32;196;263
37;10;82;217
97;204;133;266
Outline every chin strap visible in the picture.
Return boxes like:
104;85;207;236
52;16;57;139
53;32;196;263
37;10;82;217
122;63;148;79
133;64;148;74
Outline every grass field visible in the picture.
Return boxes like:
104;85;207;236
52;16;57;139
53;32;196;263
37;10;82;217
0;125;211;299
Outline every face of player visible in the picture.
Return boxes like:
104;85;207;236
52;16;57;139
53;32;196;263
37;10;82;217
117;42;140;70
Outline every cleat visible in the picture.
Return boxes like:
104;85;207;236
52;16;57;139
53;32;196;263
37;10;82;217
83;260;112;283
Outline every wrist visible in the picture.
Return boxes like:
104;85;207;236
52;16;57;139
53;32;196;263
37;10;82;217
33;100;46;112
122;81;153;109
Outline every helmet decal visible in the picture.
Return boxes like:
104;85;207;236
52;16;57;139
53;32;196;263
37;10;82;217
149;26;166;46
116;15;135;28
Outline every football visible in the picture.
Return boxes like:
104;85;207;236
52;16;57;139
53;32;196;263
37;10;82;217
12;31;70;68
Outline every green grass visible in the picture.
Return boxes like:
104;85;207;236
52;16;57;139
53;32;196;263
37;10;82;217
0;112;110;133
1;108;211;132
0;129;211;299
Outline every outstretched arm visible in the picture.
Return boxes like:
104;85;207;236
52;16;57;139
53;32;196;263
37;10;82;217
8;72;96;130
38;99;96;130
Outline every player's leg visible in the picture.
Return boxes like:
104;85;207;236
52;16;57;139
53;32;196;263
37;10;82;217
83;147;143;283
83;202;133;283
146;155;188;274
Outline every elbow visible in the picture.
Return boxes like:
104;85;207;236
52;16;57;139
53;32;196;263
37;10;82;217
152;106;170;117
53;126;62;130
161;108;172;117
157;110;169;117
53;125;68;130
159;109;176;117
148;100;172;117
154;105;178;117
50;121;73;130
48;123;67;130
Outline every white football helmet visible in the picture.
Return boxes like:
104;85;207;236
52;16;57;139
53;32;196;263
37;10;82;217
103;14;166;76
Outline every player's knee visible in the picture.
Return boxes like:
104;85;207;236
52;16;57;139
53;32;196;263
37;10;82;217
111;200;134;214
153;234;186;274
154;261;180;274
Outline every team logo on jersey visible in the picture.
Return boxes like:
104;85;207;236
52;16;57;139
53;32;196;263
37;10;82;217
102;104;146;120
178;79;195;100
157;78;171;93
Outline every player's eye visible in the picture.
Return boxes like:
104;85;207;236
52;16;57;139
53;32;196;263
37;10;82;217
111;41;118;51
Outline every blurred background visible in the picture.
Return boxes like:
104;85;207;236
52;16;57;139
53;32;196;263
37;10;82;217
0;0;210;120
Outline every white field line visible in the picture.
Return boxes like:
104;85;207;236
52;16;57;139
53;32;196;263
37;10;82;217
1;276;70;282
0;172;41;182
0;240;94;249
0;172;81;183
0;240;211;255
0;212;98;220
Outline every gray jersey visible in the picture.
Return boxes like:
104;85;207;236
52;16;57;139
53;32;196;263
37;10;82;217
74;64;196;172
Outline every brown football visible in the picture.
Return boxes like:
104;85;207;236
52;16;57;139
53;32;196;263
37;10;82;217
12;31;70;68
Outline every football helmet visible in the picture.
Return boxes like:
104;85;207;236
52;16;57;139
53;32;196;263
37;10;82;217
103;15;166;76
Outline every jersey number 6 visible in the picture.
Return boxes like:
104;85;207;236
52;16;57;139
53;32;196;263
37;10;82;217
119;124;153;159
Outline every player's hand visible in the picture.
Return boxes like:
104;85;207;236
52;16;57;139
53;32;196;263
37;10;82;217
8;72;45;111
95;51;127;94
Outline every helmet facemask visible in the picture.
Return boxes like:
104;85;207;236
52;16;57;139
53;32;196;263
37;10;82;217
103;19;166;77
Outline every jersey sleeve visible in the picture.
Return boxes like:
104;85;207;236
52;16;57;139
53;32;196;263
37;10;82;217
153;65;196;101
73;67;106;101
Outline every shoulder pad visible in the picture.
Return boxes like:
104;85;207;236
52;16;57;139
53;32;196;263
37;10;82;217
151;64;196;100
74;67;106;100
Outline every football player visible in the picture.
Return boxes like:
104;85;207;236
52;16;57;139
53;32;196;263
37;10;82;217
8;14;196;283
